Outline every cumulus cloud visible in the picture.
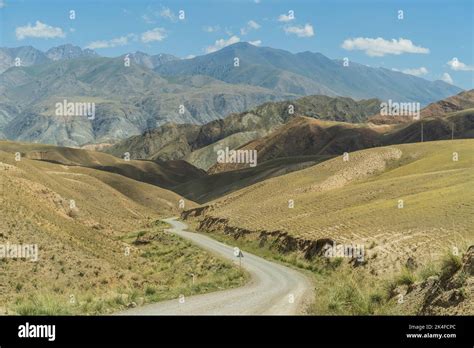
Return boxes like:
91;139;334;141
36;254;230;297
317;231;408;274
401;67;428;76
284;24;314;38
341;37;429;57
249;40;262;46
441;73;454;84
278;12;295;22
16;21;66;40
205;35;240;53
240;20;260;35
141;27;167;43
447;58;474;71
86;35;132;49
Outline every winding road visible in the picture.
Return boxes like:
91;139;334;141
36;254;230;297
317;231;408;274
120;218;314;315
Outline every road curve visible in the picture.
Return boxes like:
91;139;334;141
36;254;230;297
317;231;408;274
120;218;314;315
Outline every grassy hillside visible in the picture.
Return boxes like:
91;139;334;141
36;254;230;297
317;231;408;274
0;142;246;314
183;140;473;314
0;141;205;189
184;140;473;275
175;154;332;203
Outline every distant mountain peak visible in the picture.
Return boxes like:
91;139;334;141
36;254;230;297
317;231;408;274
45;44;98;61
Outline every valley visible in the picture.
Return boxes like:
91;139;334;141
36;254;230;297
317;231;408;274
0;43;472;317
0;141;246;314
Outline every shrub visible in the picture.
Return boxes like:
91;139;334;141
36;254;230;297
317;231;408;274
395;267;416;286
439;252;462;282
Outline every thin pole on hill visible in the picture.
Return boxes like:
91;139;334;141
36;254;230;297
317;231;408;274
421;121;424;142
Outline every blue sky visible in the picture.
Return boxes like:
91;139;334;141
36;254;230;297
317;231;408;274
1;0;473;89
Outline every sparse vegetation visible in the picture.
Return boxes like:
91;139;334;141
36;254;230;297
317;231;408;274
0;146;246;315
439;252;463;282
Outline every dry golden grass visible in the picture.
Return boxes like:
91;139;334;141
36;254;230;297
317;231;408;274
0;144;246;314
192;140;474;274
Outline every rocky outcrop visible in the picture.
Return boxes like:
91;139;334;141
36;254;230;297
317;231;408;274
182;212;339;261
395;246;473;315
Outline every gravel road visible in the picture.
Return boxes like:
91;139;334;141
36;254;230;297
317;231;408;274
120;218;313;315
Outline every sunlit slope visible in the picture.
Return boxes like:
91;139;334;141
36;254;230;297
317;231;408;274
0;144;205;313
174;154;332;203
0;146;193;235
209;109;474;173
188;140;473;272
0;140;205;189
208;116;383;173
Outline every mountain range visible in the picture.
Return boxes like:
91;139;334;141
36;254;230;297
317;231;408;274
0;42;463;147
106;90;474;173
155;42;461;104
105;94;382;169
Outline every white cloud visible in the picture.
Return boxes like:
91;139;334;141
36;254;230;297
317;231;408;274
141;27;167;43
284;24;314;38
401;67;428;76
205;35;240;53
159;7;177;22
185;55;196;59
16;21;66;40
240;20;260;35
203;25;220;33
142;6;178;24
447;58;474;71
278;13;295;22
0;0;5;9
86;35;132;49
441;73;454;84
249;40;262;46
341;37;429;57
254;0;261;3
87;27;167;48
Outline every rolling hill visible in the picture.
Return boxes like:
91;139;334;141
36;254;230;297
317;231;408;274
107;91;474;174
0;141;205;189
105;94;382;170
420;89;474;118
0;140;248;314
174;154;332;203
368;89;474;125
208;116;383;173
183;140;474;276
208;108;474;173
